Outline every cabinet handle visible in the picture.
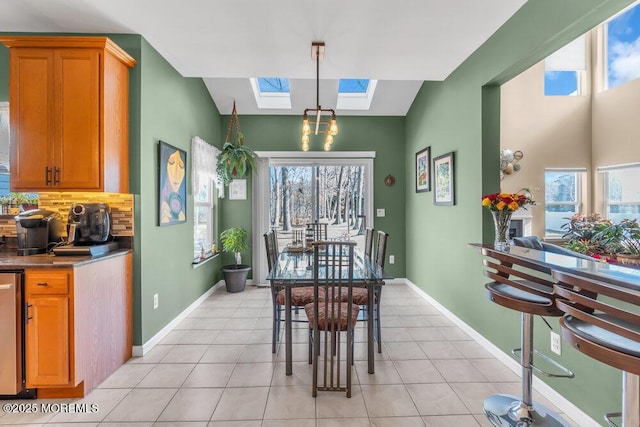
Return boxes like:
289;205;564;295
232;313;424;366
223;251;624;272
45;166;52;185
53;167;60;185
26;303;33;322
36;282;48;287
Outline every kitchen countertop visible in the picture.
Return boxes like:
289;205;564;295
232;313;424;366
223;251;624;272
0;249;131;269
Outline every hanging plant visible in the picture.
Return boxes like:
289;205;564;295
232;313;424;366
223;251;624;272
217;102;256;186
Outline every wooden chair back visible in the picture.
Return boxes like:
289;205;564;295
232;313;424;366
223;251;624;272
364;228;374;261
552;270;640;375
375;231;389;268
481;247;563;316
263;230;278;273
307;222;328;241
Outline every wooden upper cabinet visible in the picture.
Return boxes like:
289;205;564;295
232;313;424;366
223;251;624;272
0;37;136;193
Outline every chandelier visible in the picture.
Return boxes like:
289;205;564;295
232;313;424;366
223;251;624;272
301;42;338;151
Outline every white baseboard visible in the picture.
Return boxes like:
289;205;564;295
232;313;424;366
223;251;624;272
403;278;599;427
132;280;225;356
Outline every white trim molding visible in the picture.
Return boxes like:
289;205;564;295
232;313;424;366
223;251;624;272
132;280;225;356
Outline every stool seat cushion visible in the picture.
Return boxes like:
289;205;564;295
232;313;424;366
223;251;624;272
305;301;359;331
276;287;316;306
486;281;552;305
563;314;640;358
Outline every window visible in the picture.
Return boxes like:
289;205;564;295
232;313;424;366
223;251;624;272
605;1;640;90
336;78;378;110
545;170;585;238
250;77;291;109
191;136;220;263
602;164;640;223
544;71;579;96
544;35;585;96
194;177;215;261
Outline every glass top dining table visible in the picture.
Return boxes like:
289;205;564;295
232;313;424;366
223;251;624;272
267;246;393;375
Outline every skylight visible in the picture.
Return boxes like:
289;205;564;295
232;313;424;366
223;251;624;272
257;78;290;93
338;79;369;93
336;79;377;110
250;77;292;109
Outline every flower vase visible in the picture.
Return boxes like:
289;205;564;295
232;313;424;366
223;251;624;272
492;210;513;251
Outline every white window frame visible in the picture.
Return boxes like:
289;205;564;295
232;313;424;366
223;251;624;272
544;169;585;239
193;177;216;262
601;0;640;91
600;163;640;220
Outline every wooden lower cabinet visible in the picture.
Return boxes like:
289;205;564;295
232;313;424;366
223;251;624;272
24;253;132;397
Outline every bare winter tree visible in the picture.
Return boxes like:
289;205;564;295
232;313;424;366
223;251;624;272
281;167;291;231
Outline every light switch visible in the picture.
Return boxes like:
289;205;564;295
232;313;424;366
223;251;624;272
376;208;386;217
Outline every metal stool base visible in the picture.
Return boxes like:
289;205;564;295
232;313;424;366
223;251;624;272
484;394;570;427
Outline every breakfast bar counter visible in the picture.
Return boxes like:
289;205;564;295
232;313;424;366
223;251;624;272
0;249;131;269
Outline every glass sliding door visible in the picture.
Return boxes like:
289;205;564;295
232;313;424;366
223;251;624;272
268;161;371;253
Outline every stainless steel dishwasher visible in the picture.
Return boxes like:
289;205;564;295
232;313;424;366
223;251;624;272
0;272;32;398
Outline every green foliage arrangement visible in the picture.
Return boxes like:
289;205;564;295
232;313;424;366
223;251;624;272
220;226;249;267
217;140;256;186
561;213;612;255
594;218;640;255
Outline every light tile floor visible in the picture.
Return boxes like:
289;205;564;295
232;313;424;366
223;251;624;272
0;282;579;426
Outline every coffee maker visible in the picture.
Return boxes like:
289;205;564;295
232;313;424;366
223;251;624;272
15;209;65;256
67;203;112;245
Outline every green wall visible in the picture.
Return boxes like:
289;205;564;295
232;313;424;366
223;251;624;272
405;0;633;422
219;115;406;279
137;38;223;344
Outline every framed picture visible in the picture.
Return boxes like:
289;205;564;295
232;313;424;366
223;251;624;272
415;146;431;192
158;140;187;226
433;151;455;206
229;179;247;200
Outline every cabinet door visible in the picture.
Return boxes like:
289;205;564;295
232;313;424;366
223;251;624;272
54;49;101;190
26;296;70;387
9;48;55;191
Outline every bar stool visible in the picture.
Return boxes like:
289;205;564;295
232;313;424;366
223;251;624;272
553;270;640;427
481;248;574;427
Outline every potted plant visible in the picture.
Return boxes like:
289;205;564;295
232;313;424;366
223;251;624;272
217;139;256;185
594;218;640;266
561;213;612;256
220;226;251;292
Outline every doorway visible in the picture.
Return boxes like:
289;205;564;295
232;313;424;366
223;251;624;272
252;153;374;284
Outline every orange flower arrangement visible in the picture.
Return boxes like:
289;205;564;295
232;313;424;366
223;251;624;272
482;188;535;212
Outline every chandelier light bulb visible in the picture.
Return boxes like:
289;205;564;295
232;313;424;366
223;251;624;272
302;141;310;151
302;116;311;136
329;115;338;136
324;142;331;151
301;134;310;144
324;133;333;145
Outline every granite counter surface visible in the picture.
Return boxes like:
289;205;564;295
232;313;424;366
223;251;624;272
0;249;131;269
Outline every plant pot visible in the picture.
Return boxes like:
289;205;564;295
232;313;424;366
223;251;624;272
614;253;640;267
222;264;251;292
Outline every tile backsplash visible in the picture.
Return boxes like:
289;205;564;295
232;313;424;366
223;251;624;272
0;192;134;238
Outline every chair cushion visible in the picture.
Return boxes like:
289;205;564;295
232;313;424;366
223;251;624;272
563;314;640;358
352;288;369;305
276;287;316;306
305;302;360;331
486;281;551;305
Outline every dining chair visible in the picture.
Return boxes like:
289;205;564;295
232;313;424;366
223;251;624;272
364;227;374;261
306;222;328;241
305;240;358;397
264;230;282;353
350;230;388;352
553;270;640;427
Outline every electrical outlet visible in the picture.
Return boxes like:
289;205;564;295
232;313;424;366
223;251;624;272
551;331;561;355
153;293;159;310
389;255;395;264
376;208;386;217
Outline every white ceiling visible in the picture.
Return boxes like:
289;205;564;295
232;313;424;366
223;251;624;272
0;0;527;116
